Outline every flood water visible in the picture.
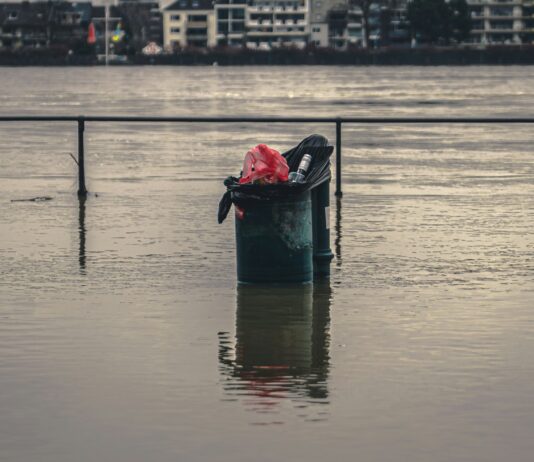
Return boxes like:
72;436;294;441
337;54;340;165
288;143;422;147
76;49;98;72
0;66;533;462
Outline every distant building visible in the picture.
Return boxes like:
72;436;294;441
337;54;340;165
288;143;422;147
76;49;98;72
214;0;247;47
327;5;368;49
326;7;348;48
4;0;534;56
163;0;216;49
165;0;311;50
245;0;310;50
387;0;409;46
0;2;50;49
326;1;410;49
0;1;91;51
309;0;344;46
52;2;92;50
467;0;534;45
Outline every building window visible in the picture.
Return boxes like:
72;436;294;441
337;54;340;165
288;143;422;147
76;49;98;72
170;14;181;21
490;7;513;17
189;14;207;21
232;9;245;19
171;27;181;33
490;20;513;30
187;28;207;36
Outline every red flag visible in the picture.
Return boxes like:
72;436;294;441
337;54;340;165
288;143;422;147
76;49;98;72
87;22;96;45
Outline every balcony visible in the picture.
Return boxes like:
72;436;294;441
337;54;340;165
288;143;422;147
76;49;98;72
186;27;208;37
187;21;207;27
248;5;273;12
487;27;515;32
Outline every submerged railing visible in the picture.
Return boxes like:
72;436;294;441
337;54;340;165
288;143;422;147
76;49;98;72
2;115;534;197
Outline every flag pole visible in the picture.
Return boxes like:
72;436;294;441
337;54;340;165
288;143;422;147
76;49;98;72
105;3;109;66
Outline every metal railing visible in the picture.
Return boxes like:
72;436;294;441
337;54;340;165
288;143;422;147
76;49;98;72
2;115;534;198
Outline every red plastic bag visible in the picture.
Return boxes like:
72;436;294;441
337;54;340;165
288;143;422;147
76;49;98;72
239;144;289;185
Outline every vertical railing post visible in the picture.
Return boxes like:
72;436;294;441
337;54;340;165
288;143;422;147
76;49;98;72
77;116;87;197
335;118;342;197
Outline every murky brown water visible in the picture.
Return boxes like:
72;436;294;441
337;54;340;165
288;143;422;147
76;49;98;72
1;66;533;462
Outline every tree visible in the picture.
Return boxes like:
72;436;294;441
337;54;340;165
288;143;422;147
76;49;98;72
449;0;472;43
350;0;372;48
407;0;452;44
407;0;471;45
379;4;392;46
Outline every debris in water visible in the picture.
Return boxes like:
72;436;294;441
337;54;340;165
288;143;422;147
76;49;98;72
11;196;53;203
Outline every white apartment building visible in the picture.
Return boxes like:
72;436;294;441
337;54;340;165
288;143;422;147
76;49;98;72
163;0;217;49
468;0;534;45
245;0;310;49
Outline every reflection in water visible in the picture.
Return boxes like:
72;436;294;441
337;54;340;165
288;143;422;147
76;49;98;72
78;196;86;274
335;196;342;267
218;283;331;418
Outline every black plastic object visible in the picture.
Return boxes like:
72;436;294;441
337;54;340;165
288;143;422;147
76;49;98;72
217;134;333;224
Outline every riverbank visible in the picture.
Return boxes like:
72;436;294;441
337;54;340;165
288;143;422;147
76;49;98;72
3;46;534;66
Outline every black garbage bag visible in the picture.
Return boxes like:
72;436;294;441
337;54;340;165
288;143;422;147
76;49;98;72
217;134;333;224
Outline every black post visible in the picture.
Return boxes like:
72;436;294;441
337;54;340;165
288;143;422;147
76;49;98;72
312;182;334;278
335;119;342;197
78;196;86;274
77;117;87;197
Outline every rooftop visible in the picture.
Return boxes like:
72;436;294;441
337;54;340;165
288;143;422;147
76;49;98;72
165;0;214;11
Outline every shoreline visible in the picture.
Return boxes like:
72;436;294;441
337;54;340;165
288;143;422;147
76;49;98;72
2;46;534;66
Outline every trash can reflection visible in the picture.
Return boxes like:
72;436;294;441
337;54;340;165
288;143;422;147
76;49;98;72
218;282;331;407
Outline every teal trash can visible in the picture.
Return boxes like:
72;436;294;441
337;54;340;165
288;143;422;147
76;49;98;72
234;190;313;284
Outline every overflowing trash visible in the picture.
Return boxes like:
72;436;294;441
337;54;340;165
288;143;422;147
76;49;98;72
239;144;289;185
217;134;333;224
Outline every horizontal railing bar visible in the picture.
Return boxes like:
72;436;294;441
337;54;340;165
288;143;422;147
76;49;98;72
2;114;534;199
332;117;534;124
2;116;534;124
